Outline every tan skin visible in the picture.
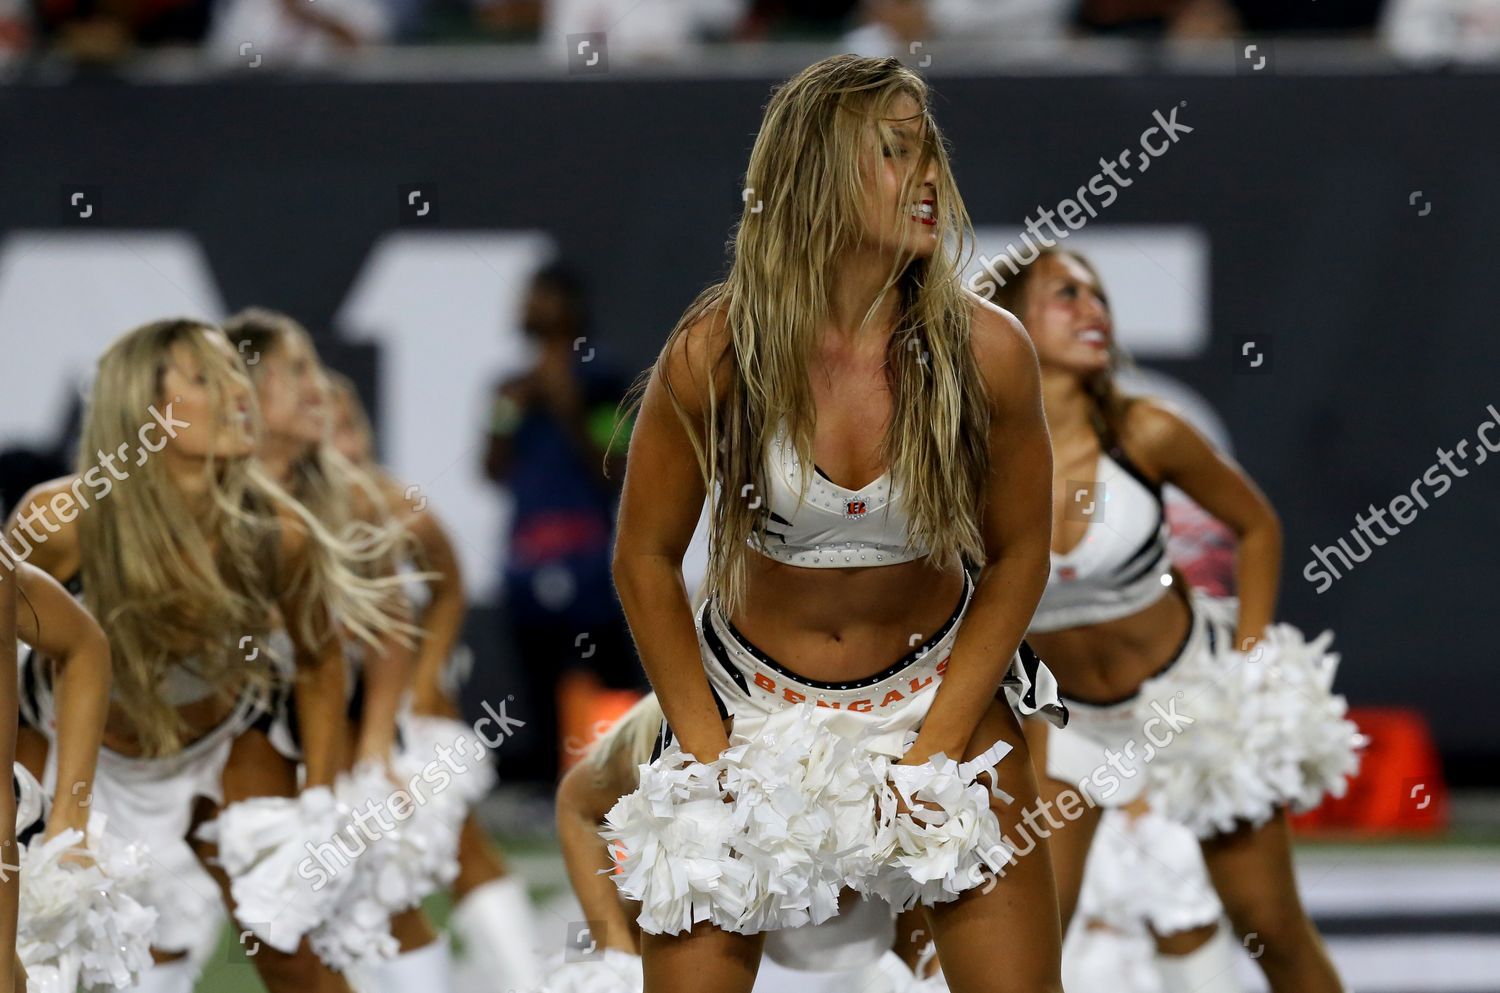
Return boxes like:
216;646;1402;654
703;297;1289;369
12;562;111;843
7;331;355;993
331;387;514;898
1016;252;1342;993
612;94;1062;993
555;736;645;955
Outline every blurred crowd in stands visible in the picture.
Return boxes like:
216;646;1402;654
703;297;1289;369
0;0;1494;69
0;0;1496;69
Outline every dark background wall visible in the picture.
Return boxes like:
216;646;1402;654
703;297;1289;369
2;71;1496;777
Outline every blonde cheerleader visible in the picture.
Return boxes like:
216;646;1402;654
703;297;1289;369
8;319;410;993
603;55;1067;993
327;371;545;993
210;309;458;991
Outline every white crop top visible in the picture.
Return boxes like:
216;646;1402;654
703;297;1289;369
1028;446;1173;633
746;418;931;569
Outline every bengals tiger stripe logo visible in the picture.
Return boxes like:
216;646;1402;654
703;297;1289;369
844;499;868;519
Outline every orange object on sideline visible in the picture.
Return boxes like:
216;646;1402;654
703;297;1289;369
557;669;644;773
1290;706;1447;835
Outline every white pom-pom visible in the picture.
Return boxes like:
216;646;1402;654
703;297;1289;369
335;759;462;913
602;703;1019;933
860;741;1014;912
18;816;159;992
527;949;644;993
602;705;888;936
195;785;356;955
399;714;497;809
302;759;466;969
1078;809;1221;936
1146;597;1368;838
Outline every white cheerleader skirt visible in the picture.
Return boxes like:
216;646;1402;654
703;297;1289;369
198;630;486;970
1075;806;1222;938
601;570;1069;936
19;647;266;954
1043;590;1366;838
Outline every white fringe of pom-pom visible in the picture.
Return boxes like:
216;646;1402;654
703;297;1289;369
860;739;1015;913
17;816;159;993
601;703;1016;935
399;713;497;810
302;758;466;969
1145;595;1368;839
337;759;462;911
195;785;357;955
526;949;644;993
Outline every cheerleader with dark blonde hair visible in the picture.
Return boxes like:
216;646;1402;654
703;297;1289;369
9;318;412;993
991;248;1361;993
603;55;1067;993
211;308;463;992
327;369;545;993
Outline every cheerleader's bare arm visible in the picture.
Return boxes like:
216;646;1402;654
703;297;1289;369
274;516;351;788
1120;399;1282;649
611;313;731;763
556;745;641;954
388;481;466;716
14;561;109;839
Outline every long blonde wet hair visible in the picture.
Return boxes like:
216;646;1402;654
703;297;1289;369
616;55;990;619
77;319;409;756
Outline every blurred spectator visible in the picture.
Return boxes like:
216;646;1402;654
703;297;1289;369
841;0;928;56
1078;0;1234;37
539;0;745;63
843;0;1089;54
1229;0;1381;34
483;262;641;789
25;0;211;61
207;0;398;66
742;0;860;39
0;0;29;53
928;0;1078;42
1383;0;1500;62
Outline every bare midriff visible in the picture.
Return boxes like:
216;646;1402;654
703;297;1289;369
725;550;968;685
1024;585;1193;704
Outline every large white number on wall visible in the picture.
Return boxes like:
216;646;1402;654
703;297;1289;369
0;231;226;451
337;231;557;601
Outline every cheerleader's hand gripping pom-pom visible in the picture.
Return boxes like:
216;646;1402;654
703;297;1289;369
1144;598;1368;839
18;817;159;993
861;740;1016;913
601;705;889;936
194;785;356;954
